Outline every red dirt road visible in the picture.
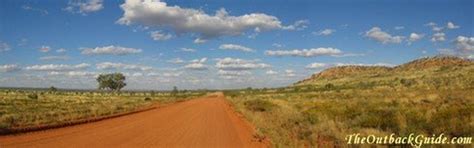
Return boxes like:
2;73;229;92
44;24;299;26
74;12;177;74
0;93;267;148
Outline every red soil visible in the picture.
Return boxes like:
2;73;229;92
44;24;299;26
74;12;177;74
0;92;268;148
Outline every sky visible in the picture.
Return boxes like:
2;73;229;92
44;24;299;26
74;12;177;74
0;0;473;90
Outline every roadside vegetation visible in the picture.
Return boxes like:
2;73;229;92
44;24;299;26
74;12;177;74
225;56;474;147
0;73;207;132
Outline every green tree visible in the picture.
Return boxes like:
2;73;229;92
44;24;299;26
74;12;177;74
49;86;58;92
97;73;127;91
172;86;178;96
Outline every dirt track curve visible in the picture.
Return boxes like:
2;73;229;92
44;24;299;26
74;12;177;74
0;92;267;148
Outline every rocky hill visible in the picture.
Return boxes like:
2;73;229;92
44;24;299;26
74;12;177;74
295;56;473;86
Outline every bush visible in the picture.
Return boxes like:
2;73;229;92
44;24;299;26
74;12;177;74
244;99;276;112
144;97;152;101
27;94;38;100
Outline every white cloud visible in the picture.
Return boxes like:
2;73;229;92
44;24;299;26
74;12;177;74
408;33;424;43
438;48;456;55
266;70;277;75
150;30;173;41
313;29;335;36
394;26;404;30
365;27;404;44
432;26;443;32
265;47;342;57
22;5;48;15
39;46;51;52
48;71;97;77
454;36;474;51
282;20;309;31
447;22;460;29
162;71;182;77
219;44;254;52
0;64;21;72
334;62;394;67
26;63;90;71
81;45;142;55
425;22;437;27
217;70;251;76
431;32;446;42
0;41;10;52
117;0;286;42
284;69;296;77
167;58;185;64
272;43;283;48
332;53;366;57
306;62;327;69
64;0;104;14
39;55;70;61
56;48;67;53
215;57;270;71
184;58;208;70
180;48;196;52
96;62;152;71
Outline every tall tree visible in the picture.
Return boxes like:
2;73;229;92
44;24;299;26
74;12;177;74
97;73;127;91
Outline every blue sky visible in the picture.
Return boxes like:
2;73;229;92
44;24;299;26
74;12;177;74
0;0;472;90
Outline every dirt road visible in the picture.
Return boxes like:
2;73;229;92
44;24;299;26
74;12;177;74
0;93;267;148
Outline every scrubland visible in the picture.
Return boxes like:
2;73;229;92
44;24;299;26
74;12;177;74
0;89;204;131
225;56;474;147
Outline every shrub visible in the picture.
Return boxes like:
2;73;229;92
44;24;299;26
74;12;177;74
244;99;276;112
27;94;38;100
144;97;152;101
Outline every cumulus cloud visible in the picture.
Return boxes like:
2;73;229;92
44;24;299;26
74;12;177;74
64;0;104;14
167;58;185;64
162;71;183;77
184;58;208;70
215;57;270;71
313;29;335;36
217;70;251;76
282;20;309;31
39;55;70;61
219;44;254;52
96;62;152;71
0;64;21;72
0;41;10;52
394;26;404;30
117;0;292;42
56;48;67;53
26;63;90;71
447;22;460;29
265;47;342;57
284;69;296;77
454;36;474;51
81;45;142;55
306;62;328;69
431;32;446;42
150;30;173;41
365;27;404;44
39;46;51;52
266;70;278;75
180;48;196;52
48;71;97;77
408;33;424;43
425;22;437;27
432;26;443;32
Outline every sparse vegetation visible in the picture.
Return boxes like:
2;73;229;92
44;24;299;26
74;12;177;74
225;56;474;147
0;89;206;130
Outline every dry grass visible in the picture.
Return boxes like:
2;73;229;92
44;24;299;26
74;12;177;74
225;57;474;147
0;90;205;129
